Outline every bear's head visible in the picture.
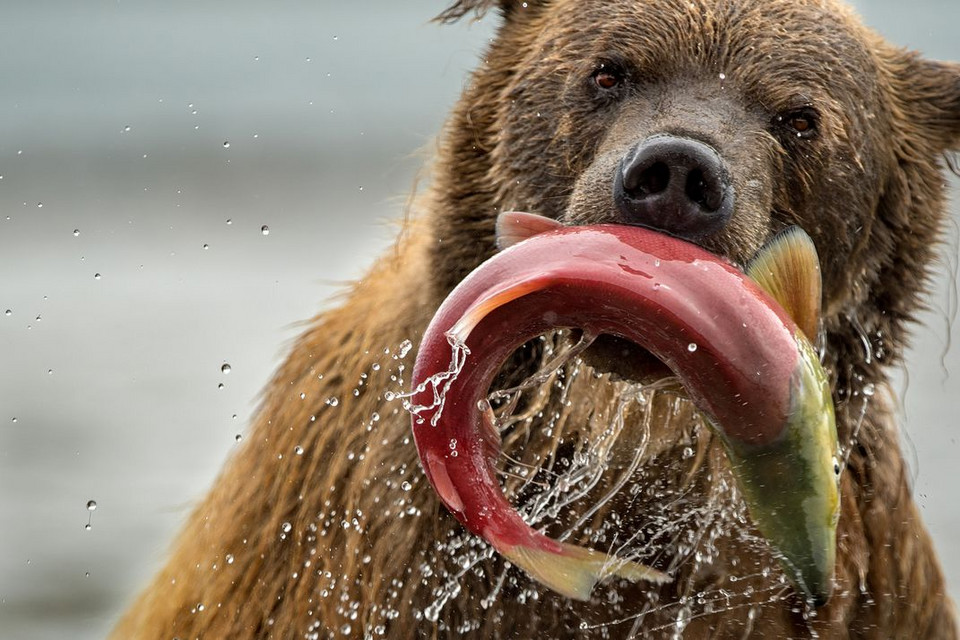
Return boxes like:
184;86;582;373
430;0;960;387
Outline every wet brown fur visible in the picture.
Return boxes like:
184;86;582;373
114;0;959;637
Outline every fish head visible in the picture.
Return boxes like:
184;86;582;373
722;334;840;605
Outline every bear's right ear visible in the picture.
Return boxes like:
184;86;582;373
899;56;960;149
435;0;539;23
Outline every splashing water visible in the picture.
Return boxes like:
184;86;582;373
396;330;797;635
395;334;470;427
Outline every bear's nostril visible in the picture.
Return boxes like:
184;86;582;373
632;162;671;197
685;168;719;211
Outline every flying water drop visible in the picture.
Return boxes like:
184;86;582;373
85;500;97;530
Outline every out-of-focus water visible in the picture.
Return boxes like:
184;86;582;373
0;2;956;638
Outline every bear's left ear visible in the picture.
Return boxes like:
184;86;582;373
435;0;540;23
896;55;960;149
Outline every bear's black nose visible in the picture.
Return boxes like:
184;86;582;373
613;135;734;240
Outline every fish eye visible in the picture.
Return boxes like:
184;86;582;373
832;456;841;476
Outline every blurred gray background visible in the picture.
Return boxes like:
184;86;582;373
0;2;956;638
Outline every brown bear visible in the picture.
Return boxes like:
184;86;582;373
113;0;959;637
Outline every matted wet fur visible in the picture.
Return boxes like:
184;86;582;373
113;0;959;637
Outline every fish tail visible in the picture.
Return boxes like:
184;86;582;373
501;540;670;601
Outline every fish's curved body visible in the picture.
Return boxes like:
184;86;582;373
410;221;839;604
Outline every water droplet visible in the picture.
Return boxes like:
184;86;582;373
332;35;339;41
383;391;396;401
862;383;875;397
202;243;209;250
401;481;412;492
84;524;91;531
222;141;231;149
36;202;43;208
73;229;80;237
340;624;351;635
253;55;260;62
281;522;292;533
687;342;698;352
294;445;304;455
84;572;90;578
87;500;97;511
398;339;413;358
326;397;339;407
719;72;726;80
225;218;232;225
4;309;11;316
94;273;101;280
221;363;232;375
218;383;224;390
682;446;694;459
261;225;270;235
11;417;17;423
225;554;235;564
47;369;53;375
235;434;242;442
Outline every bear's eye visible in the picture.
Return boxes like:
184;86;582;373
776;108;819;139
591;63;625;92
594;70;620;90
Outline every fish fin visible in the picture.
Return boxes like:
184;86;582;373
448;276;553;341
746;226;822;342
423;451;465;513
495;212;564;250
501;541;671;601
